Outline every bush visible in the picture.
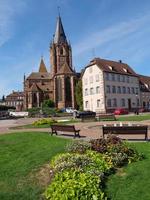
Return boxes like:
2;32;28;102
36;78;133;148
27;107;41;117
51;150;112;177
66;140;91;154
32;118;57;126
45;170;105;200
42;99;55;108
90;135;143;166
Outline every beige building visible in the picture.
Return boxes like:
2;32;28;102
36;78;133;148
139;75;150;108
82;58;141;113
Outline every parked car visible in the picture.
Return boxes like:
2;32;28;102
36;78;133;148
65;107;76;113
114;108;129;115
75;110;96;118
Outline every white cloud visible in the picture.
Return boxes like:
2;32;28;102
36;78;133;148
0;0;26;47
73;13;150;56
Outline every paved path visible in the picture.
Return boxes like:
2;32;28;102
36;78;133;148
1;118;150;140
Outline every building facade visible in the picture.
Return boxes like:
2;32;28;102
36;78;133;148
82;58;141;113
24;16;77;110
139;75;150;108
5;91;24;111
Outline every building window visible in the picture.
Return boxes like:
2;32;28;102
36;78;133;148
107;99;111;107
85;88;88;96
112;86;116;93
121;98;125;107
122;75;125;82
97;99;100;107
106;85;111;93
111;73;115;81
85;101;89;108
96;86;100;94
113;98;117;107
137;98;140;107
127;76;130;83
117;74;120;82
117;86;121;93
122;86;126;94
95;74;100;82
90;87;94;95
84;78;88;85
131;87;135;94
136;88;139;94
127;87;130;94
89;67;93;73
106;73;109;81
89;76;93;83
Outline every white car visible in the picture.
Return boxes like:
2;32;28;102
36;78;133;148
65;107;76;113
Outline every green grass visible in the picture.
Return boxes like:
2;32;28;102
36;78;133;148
11;119;80;129
117;114;150;121
0;132;70;200
106;142;150;200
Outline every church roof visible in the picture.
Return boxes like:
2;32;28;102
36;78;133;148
39;58;48;73
54;16;67;44
28;82;52;92
27;72;52;80
56;62;74;75
29;83;42;92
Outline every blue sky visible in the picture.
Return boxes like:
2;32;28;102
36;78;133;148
0;0;150;97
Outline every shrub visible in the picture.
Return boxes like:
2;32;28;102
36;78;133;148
42;99;55;108
32;118;57;126
66;140;91;154
45;170;105;200
91;135;143;166
51;150;112;177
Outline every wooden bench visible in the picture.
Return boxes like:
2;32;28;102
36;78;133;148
102;125;148;140
96;114;116;121
50;124;80;138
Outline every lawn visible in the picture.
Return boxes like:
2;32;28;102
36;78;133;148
106;142;150;200
117;113;150;121
10;119;80;129
0;132;70;200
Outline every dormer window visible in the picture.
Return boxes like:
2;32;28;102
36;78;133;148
144;83;148;88
123;68;127;73
108;65;113;70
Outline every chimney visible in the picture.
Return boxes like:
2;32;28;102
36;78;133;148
119;60;122;63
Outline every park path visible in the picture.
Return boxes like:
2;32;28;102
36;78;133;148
1;118;150;140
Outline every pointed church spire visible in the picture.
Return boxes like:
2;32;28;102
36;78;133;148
39;57;48;73
54;15;67;44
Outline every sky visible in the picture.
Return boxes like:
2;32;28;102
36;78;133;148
0;0;150;97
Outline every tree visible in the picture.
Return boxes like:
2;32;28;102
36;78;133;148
75;79;83;110
2;95;5;101
42;99;55;108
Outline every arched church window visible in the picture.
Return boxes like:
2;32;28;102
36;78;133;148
65;77;72;102
56;77;62;101
60;48;63;55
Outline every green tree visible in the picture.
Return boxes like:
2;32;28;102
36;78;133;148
42;99;55;108
75;79;83;110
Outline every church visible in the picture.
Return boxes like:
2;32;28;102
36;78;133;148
24;15;78;110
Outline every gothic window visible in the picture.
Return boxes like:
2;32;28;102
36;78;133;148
56;77;62;101
60;48;63;55
33;93;37;106
65;77;72;102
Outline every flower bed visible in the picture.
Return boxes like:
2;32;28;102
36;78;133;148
44;135;143;200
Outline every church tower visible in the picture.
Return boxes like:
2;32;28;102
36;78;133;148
50;15;76;108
